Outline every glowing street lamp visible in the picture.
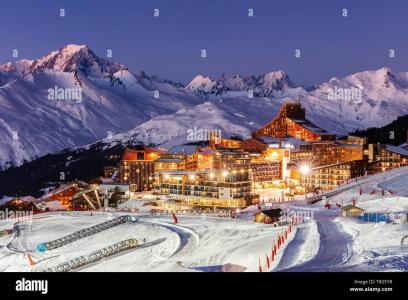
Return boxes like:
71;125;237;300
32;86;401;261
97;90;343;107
299;165;310;198
300;165;310;175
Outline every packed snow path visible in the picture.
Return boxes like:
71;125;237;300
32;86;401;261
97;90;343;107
280;167;408;272
280;210;353;272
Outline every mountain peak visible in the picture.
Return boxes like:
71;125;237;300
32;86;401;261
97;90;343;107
257;70;295;89
185;71;296;98
185;75;217;93
29;44;126;77
1;59;33;75
263;70;287;78
63;44;89;53
378;66;393;73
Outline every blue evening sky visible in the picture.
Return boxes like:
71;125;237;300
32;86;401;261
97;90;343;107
0;0;407;86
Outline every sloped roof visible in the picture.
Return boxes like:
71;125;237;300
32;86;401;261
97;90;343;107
256;208;283;218
38;184;78;201
282;137;312;146
168;145;198;155
385;145;408;156
198;146;217;155
290;118;329;134
256;136;311;147
154;158;184;163
342;204;364;211
257;136;281;144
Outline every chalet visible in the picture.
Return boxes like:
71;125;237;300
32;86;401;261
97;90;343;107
0;196;39;214
341;204;364;217
99;183;137;197
255;208;283;224
39;183;84;210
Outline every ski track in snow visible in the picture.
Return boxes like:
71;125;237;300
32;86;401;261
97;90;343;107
1;168;408;272
0;214;288;272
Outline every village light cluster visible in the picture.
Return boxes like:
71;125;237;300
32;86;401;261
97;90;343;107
21;102;408;213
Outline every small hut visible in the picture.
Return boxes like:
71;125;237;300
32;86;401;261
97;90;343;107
341;204;364;217
255;208;283;224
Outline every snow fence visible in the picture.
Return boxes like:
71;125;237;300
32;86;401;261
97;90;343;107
43;238;138;272
36;215;133;252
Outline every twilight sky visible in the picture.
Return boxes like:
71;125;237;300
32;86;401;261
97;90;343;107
0;0;407;86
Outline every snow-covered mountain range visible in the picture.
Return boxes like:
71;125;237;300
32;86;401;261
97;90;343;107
0;44;201;169
102;67;408;150
1;44;408;169
185;70;296;98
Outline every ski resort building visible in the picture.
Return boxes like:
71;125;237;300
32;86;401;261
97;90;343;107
119;146;165;192
375;145;408;172
240;133;364;186
153;145;247;173
155;170;253;208
253;102;336;141
309;141;364;166
213;149;252;171
188;147;218;170
300;160;367;191
39;183;84;210
99;183;136;198
153;145;202;172
341;205;365;217
255;208;283;224
250;161;282;188
210;136;243;149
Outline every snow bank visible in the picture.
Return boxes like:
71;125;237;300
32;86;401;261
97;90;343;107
357;197;408;213
291;221;320;266
117;199;156;212
336;217;408;271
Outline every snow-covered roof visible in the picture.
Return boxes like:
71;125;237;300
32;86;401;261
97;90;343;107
341;204;364;211
38;183;78;201
198;147;217;155
256;208;283;218
283;137;312;146
290;118;328;134
385;145;408;156
154;158;184;163
310;161;355;171
160;170;211;175
168;145;198;155
100;183;131;187
17;196;36;203
256;136;311;147
338;143;362;148
257;136;281;144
